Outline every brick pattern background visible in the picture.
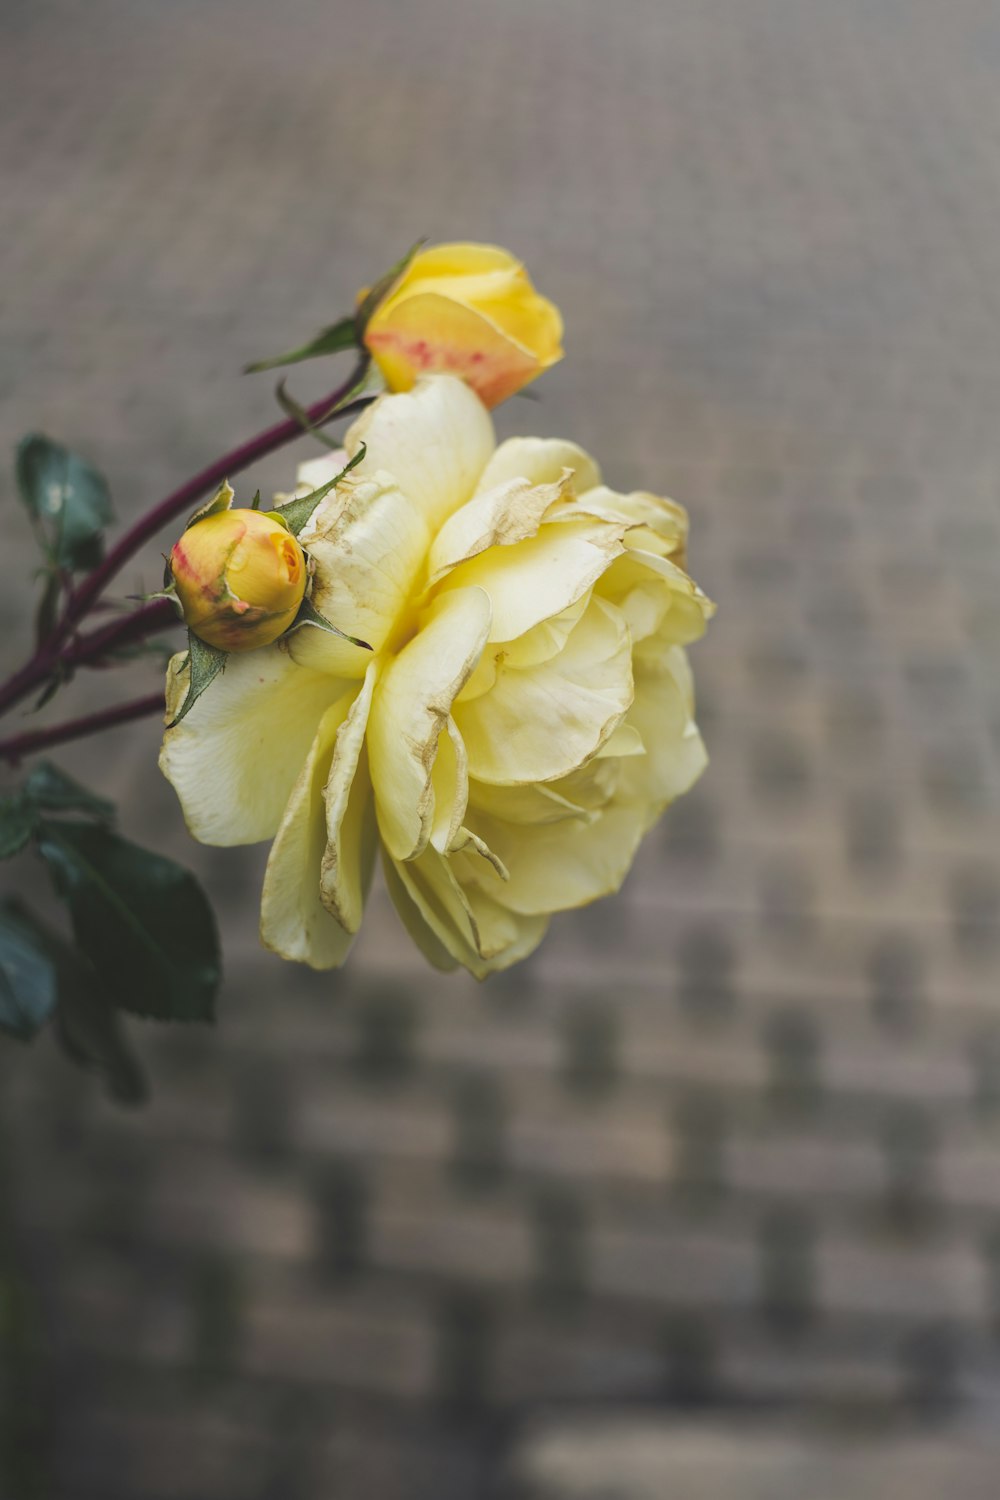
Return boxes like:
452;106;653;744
4;0;1000;1495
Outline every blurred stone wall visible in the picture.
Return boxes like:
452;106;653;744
4;0;1000;1496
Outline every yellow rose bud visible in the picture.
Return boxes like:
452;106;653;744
363;242;563;408
169;509;307;652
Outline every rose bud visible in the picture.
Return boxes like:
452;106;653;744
362;242;563;408
169;509;307;652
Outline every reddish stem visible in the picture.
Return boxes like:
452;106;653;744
64;598;180;668
0;694;164;765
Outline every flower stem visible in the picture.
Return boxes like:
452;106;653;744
63;598;180;668
0;357;371;724
0;694;165;765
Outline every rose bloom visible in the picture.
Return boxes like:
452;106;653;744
160;376;712;978
363;243;563;408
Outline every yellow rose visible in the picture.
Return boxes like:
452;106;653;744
169;508;307;652
363;243;564;408
160;376;712;978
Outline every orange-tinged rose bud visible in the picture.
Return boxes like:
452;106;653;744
169;509;307;652
362;242;563;408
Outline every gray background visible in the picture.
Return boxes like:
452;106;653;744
4;0;1000;1495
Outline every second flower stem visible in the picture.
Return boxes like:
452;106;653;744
0;693;166;765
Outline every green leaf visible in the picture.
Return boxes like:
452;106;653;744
36;821;221;1024
288;594;371;651
166;631;228;728
356;239;425;333
0;797;35;860
273;444;367;537
2;897;148;1103
15;434;114;573
23;761;115;823
0;904;58;1041
54;961;148;1105
244;315;358;374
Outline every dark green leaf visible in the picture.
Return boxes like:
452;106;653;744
16;434;114;573
55;963;148;1106
166;631;228;728
36;820;221;1024
24;761;115;823
244;315;358;374
0;904;58;1041
356;239;425;333
273;444;367;537
0;797;35;860
288;594;371;651
2;897;148;1103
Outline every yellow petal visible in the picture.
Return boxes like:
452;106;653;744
320;660;379;931
426;474;569;587
454;596;633;786
436;516;624;644
381;853;461;972
429;717;469;855
345;375;494;532
465;803;647;917
577;485;689;562
387;844;548;979
467;778;598;828
288;471;430;677
159;648;343;846
477;436;601;496
617;647;708;823
259;692;367;969
598;547;714;649
497;595;589;671
379;243;563;364
366;293;545;409
368;586;492;861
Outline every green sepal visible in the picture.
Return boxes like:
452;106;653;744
15;433;115;573
272;357;383;454
165;631;228;729
185;478;234;530
244;314;358;375
35;820;221;1025
272;444;367;537
356;239;425;333
287;594;371;652
250;489;262;510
